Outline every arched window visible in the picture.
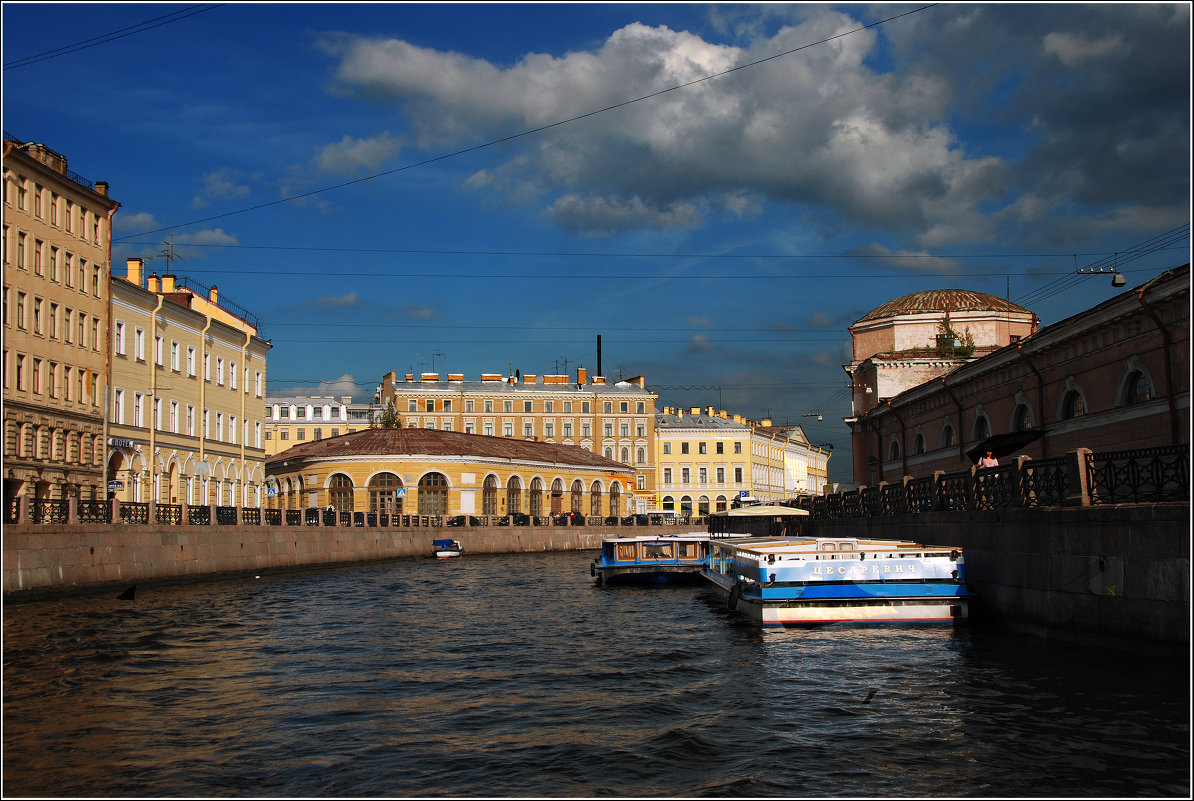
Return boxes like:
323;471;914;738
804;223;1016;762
550;478;565;514
570;479;584;514
972;416;990;442
529;477;544;516
1061;389;1086;419
698;495;710;515
482;474;499;515
680;496;693;516
604;447;613;460
329;473;353;513
369;472;403;514
590;481;602;516
914;432;925;454
636;447;645;464
715;495;728;512
889;438;901;461
609;483;621;517
620;447;629;463
1012;404;1033;432
507;475;522;514
1124;370;1152;405
941;423;955;449
418;472;448;515
662;495;675;512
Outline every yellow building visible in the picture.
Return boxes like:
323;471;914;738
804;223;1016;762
3;136;119;507
262;394;373;457
655;407;832;515
375;368;659;512
266;427;637;518
107;258;271;506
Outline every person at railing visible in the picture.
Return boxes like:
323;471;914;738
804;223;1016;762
979;450;999;468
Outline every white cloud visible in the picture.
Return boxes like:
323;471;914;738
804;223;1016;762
545;194;700;236
314;132;400;177
192;168;255;208
313;292;361;307
1042;32;1126;68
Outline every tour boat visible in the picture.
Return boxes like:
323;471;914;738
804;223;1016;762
701;536;974;627
433;538;465;559
590;532;746;586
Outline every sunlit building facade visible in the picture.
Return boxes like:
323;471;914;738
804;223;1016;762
3;135;118;508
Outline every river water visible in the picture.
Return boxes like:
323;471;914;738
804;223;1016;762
2;550;1188;798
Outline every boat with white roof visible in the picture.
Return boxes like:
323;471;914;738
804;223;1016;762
701;536;973;627
590;532;747;586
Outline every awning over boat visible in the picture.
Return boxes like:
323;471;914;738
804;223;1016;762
711;504;809;517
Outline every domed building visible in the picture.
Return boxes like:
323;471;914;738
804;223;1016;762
845;289;1038;418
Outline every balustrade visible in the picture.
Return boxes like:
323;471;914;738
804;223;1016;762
1087;445;1189;504
155;504;183;525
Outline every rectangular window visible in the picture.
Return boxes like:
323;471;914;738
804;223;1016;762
114;389;124;424
64;253;73;287
91;319;99;351
734;442;742;454
663;468;672;484
187;405;195;436
255;371;262;396
229;415;237;444
503;401;513;413
545;422;554;438
503;422;513;436
620;423;629;437
524;400;533;412
31;359;41;394
443;399;452;412
544;401;554;413
604;423;613;437
171;341;180;371
483;422;493;436
637;402;645;413
408;399;418;412
734;467;743;482
134;393;144;427
699;467;707;484
154;398;161;430
465;400;474;412
484;400;493;413
637;424;645;437
620;401;628;413
170;401;179;433
681;442;689;454
313;427;322;440
426;399;434;412
216;357;224;385
63;367;71;401
716;442;724;454
681;468;690;484
154;335;163;366
581;423;591;438
33;298;42;334
134;327;145;360
48;303;58;338
47;362;56;397
524;422;534;437
717;467;725;484
699;442;707;454
34;239;43;275
50;193;58;225
64;201;72;231
33;185;43;218
280;429;288;440
563;422;572;437
582;402;590;413
63;308;72;342
563;401;572;413
16;292;26;329
15;354;25;391
216;412;224;441
230;362;238;390
604;402;612;413
663;443;671;454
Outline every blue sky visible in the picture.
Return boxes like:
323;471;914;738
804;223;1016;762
4;2;1190;482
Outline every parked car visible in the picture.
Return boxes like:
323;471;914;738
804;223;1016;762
511;512;530;526
553;511;585;525
604;515;620;525
621;514;649;526
446;515;481;527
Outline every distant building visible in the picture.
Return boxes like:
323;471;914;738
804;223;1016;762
844;288;1039;483
655;406;831;514
265;427;636;517
846;265;1189;485
262;394;374;457
107;258;271;506
376;368;658;512
3;135;119;508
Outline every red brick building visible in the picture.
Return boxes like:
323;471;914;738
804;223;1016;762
846;265;1189;486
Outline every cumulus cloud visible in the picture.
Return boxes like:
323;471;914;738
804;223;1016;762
318;5;1188;249
317;374;360;399
113;211;160;234
314;132;400;177
843;243;963;274
192;168;256;208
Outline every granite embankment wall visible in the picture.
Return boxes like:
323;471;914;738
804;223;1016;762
808;503;1190;650
1;522;622;599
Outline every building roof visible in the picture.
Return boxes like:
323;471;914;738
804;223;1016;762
655;412;750;430
855;289;1033;324
267;426;632;471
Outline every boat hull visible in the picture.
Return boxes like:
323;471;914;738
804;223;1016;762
435;550;463;559
592;562;706;586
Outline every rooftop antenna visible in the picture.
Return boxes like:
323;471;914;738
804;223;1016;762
159;234;183;272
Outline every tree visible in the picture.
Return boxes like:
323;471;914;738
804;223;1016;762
935;313;975;358
372;399;402;429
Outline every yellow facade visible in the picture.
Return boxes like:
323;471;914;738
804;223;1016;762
107;259;270;506
3;137;118;504
265;427;637;518
261;395;372;457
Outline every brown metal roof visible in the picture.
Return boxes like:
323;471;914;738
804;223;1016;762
267;427;631;470
856;289;1032;324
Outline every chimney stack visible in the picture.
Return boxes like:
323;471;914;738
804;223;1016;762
125;257;143;287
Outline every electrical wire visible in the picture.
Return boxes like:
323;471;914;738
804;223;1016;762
3;5;224;70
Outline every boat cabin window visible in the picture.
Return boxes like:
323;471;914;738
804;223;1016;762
616;543;638;562
676;542;699;559
642;542;675;560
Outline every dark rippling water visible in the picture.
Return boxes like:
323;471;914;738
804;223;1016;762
3;550;1189;798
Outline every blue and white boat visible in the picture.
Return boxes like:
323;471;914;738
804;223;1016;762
590;533;745;586
433;538;464;559
702;536;973;627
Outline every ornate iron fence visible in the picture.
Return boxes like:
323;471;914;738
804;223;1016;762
880;482;907;516
155;504;183;525
216;506;238;525
6;495;20;524
33;499;69;524
119;502;150;524
1087;444;1189;504
188;505;211;525
973;466;1018;510
242;508;261;526
906;476;936;514
77;500;111;524
285;510;301;526
1021;456;1069;507
264;509;282;526
938;470;971;511
305;508;321;526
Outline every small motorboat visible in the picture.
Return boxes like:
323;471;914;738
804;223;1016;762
433;538;464;559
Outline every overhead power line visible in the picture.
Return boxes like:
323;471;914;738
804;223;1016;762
112;3;939;241
3;4;224;70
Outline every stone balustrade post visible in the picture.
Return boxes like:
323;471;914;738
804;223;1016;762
208;503;218;526
67;494;79;524
1010;456;1031;507
930;471;946;511
1063;448;1093;507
